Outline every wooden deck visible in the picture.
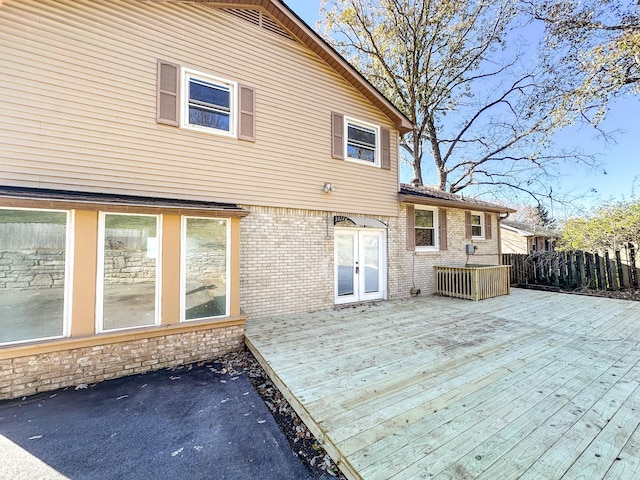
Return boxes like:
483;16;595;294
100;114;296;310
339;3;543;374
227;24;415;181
245;289;640;480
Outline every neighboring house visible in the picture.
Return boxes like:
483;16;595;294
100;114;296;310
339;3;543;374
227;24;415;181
501;220;559;254
0;0;511;400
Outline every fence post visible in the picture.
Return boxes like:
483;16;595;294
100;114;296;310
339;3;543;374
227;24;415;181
605;251;614;290
618;249;630;289
595;253;606;290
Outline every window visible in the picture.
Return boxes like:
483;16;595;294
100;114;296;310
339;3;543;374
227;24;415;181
346;118;380;165
415;207;438;250
181;217;229;321
97;213;161;332
183;69;236;136
0;208;70;344
471;212;484;239
157;61;256;140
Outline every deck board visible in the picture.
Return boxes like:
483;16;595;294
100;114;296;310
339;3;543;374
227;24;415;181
245;289;640;479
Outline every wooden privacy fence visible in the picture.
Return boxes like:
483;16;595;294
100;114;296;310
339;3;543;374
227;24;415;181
434;265;511;301
503;248;640;290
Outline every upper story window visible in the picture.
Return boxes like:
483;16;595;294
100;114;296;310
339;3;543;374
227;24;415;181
157;60;256;141
415;206;438;251
346;118;380;166
331;112;391;169
183;70;236;136
471;212;484;239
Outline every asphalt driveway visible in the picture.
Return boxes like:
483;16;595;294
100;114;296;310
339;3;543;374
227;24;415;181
0;362;313;480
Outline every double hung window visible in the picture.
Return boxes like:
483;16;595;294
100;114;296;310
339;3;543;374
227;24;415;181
347;121;378;163
183;70;235;136
415;207;438;251
345;118;380;165
471;212;484;239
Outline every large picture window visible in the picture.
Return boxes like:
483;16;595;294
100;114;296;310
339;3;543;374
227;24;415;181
97;213;161;332
0;208;70;344
181;217;229;321
415;207;438;250
183;69;236;136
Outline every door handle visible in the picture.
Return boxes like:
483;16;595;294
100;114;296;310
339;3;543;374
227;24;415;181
355;262;359;274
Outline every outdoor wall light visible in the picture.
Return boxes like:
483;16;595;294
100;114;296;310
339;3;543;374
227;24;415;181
323;183;337;193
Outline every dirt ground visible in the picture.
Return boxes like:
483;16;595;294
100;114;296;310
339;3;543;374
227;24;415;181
558;286;640;301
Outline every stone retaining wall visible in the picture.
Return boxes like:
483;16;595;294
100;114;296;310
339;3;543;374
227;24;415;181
0;250;226;289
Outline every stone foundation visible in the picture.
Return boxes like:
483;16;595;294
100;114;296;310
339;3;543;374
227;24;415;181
0;323;244;400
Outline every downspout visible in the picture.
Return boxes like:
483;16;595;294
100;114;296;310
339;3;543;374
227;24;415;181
497;212;510;264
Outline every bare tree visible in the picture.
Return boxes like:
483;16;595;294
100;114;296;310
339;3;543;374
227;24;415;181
530;0;639;125
319;0;593;202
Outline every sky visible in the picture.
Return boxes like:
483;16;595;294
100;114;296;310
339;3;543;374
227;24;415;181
283;1;640;217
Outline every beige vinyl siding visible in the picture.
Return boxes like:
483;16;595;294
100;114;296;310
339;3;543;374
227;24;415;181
1;0;400;216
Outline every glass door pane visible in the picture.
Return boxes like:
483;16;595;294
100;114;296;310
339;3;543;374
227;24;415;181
335;232;356;298
362;233;380;294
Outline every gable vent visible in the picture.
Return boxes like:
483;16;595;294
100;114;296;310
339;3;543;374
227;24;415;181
222;8;294;41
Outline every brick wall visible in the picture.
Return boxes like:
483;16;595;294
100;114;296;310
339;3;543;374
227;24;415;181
388;204;501;298
0;324;243;400
240;206;335;319
240;204;500;319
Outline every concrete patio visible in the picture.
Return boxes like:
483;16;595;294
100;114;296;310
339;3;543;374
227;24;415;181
246;289;640;480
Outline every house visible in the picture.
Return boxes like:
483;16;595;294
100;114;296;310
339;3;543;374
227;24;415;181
0;0;511;400
501;220;559;254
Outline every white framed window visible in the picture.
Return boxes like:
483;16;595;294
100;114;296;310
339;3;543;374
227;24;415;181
96;212;161;333
471;212;484;239
182;68;237;137
181;217;230;321
345;117;380;166
0;207;72;345
415;206;439;251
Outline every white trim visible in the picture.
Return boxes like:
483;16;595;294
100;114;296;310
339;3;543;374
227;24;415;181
0;206;70;346
334;227;386;305
414;205;439;252
471;211;485;240
344;116;381;167
180;216;230;322
96;212;162;333
63;209;74;338
181;67;238;138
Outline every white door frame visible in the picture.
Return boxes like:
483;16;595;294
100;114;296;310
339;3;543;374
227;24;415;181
334;227;387;305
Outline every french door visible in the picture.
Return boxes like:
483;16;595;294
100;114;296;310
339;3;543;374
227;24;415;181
335;228;386;304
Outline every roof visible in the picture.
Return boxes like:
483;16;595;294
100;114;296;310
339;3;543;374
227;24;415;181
0;186;249;217
398;184;516;214
501;220;559;238
181;0;414;134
